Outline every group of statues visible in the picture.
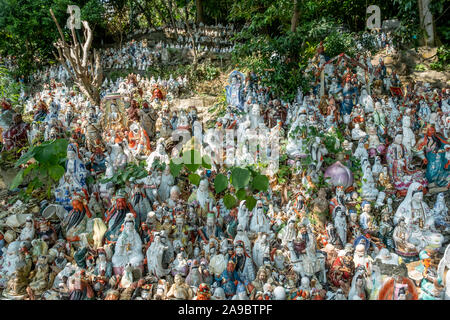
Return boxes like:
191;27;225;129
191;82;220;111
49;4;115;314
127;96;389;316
0;26;449;301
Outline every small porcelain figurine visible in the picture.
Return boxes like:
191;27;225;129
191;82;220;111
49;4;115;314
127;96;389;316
104;191;137;243
54;144;89;211
360;160;379;201
188;179;215;217
18;216;35;242
386;133;427;196
26;255;51;299
394;183;444;253
146;232;169;278
61;194;92;246
249;201;271;235
112;213;144;276
167;273;193;299
415;125;449;190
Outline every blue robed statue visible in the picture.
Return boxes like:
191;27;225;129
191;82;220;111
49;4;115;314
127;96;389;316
225;70;246;111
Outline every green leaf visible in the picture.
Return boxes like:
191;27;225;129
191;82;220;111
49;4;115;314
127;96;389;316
252;174;269;192
188;173;201;186
23;163;37;177
236;188;247;200
169;160;183;177
202;155;212;169
14;146;37;167
48;164;65;181
231;167;251;189
245;196;257;211
214;173;228;193
223;193;237;209
182;149;202;172
9;170;24;190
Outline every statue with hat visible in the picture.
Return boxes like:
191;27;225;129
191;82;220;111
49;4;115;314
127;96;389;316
104;190;137;244
61;193;93;246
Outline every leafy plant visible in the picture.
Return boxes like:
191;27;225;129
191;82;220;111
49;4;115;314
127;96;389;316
414;63;427;71
0;66;21;104
100;161;148;187
169;147;269;211
10;138;68;200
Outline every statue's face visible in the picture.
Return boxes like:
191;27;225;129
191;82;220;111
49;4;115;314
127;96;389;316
67;150;76;160
356;277;364;287
299;114;307;123
412;191;423;202
259;271;267;281
125;221;134;232
199;180;208;192
206;218;214;228
175;274;182;284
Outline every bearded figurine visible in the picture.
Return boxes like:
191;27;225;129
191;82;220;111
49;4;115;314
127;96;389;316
26;255;53;299
61;194;93;246
129;180;152;227
188;179;215;219
2;113;29;151
138;101;158;140
328;250;355;295
104;191;138;244
216;260;242;298
231;241;256;283
2;266;29;300
415;125;449;190
198;213;224;243
0;241;31;289
171;212;192;248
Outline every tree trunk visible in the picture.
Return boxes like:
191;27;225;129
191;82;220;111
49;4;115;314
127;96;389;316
196;0;204;24
290;0;300;32
50;9;102;106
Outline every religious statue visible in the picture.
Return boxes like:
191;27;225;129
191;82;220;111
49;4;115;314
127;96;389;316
415;125;449;190
112;213;144;276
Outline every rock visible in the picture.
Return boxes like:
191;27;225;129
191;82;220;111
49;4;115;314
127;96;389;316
411;70;450;88
384;56;394;65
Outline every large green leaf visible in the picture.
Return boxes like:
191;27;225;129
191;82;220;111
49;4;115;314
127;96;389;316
231;167;251;189
23;163;37;177
48;164;65;181
9;170;24;190
14;146;37;167
214;173;228;193
202;155;212;169
223;193;237;209
169;160;183;177
252;174;269;192
236;188;247;200
245;195;257;211
53;139;69;155
34;144;57;165
182;149;202;172
188;173;201;186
